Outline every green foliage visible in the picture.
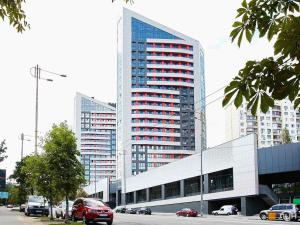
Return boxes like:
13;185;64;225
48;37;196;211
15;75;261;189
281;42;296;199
10;156;35;203
7;184;19;204
281;128;292;144
0;0;29;32
0;139;7;163
223;0;300;115
76;188;89;198
44;122;85;220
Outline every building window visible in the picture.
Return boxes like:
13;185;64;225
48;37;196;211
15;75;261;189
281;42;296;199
126;192;134;204
165;181;180;199
208;168;233;193
149;185;162;201
184;176;200;196
136;189;147;203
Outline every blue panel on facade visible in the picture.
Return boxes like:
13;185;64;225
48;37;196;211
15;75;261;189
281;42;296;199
131;18;180;41
258;143;300;175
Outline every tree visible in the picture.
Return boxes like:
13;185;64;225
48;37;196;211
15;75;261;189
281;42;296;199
76;188;89;198
10;156;35;204
44;122;85;222
27;154;60;220
0;139;7;163
223;0;300;115
281;128;292;144
0;0;29;32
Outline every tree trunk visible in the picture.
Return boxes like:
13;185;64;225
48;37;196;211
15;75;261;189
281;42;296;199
65;194;69;223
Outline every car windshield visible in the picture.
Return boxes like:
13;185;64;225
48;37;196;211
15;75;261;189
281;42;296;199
28;196;44;203
85;199;105;207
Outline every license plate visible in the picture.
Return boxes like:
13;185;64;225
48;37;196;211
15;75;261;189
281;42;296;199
99;214;107;217
36;210;42;213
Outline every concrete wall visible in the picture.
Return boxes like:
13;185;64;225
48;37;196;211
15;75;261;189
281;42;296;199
84;178;110;202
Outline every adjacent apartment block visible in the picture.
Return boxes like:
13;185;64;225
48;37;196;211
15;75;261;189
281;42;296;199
74;92;116;184
226;99;300;148
117;8;206;181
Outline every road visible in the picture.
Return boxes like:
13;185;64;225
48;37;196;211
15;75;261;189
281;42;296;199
113;213;298;225
1;207;299;225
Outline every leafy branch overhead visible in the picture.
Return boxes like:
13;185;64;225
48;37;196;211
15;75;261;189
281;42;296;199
0;0;29;32
0;139;7;163
223;0;300;115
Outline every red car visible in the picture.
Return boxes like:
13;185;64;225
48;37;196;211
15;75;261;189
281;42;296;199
176;208;198;217
71;198;113;225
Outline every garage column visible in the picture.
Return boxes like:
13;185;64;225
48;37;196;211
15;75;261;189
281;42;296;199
180;180;185;197
161;184;165;200
133;191;137;204
146;188;150;202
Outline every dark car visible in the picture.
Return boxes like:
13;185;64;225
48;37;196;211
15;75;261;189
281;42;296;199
176;208;198;217
137;207;151;215
71;198;113;225
116;207;126;213
125;208;137;214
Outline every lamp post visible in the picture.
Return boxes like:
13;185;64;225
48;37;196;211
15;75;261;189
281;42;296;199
30;65;67;155
20;133;31;160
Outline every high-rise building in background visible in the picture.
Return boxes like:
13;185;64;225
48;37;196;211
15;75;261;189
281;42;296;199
74;92;116;184
225;99;300;148
117;8;206;183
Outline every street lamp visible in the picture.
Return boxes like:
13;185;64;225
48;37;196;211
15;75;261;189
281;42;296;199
19;133;31;160
30;65;67;155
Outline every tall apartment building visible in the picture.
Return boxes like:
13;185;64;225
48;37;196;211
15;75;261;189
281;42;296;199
117;8;206;182
226;99;300;148
74;92;116;184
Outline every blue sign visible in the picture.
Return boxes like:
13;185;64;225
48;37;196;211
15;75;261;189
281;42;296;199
0;192;9;199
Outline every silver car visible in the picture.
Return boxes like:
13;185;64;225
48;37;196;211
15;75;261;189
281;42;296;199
259;204;299;221
55;200;74;219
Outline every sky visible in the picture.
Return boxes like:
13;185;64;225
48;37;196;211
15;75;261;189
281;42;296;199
0;0;274;176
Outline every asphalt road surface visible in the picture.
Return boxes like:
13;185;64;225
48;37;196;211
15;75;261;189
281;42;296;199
112;213;298;225
1;207;299;225
0;207;26;225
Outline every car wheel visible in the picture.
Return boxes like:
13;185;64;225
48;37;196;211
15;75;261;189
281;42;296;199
55;212;59;218
83;215;90;225
260;213;267;220
227;212;231;216
61;212;64;219
283;213;291;222
72;214;77;222
215;212;218;216
107;221;113;225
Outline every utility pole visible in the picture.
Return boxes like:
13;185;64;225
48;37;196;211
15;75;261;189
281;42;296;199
34;65;39;155
20;133;31;160
30;65;67;155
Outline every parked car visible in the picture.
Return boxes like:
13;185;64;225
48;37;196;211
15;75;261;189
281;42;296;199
125;208;137;214
176;208;198;217
137;207;151;215
6;204;13;208
71;198;113;225
19;204;26;212
56;200;74;218
259;204;299;221
24;195;49;216
115;207;126;213
212;205;238;215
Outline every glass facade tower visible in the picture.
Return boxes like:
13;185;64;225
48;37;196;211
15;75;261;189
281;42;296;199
117;9;206;187
74;92;116;184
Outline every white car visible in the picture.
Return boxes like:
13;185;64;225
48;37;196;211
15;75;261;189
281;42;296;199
212;205;238;215
25;195;49;216
55;200;74;219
